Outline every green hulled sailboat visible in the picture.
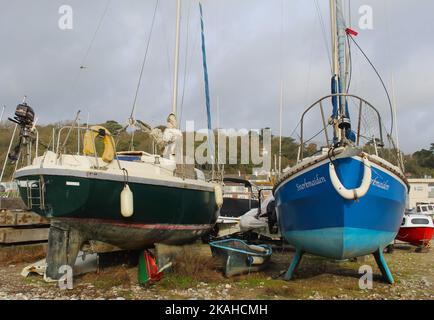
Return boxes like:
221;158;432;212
12;0;220;279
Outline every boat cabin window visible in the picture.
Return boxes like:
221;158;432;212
422;207;428;212
429;205;433;211
417;207;421;212
411;218;429;225
401;218;406;226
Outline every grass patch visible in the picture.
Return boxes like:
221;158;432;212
23;276;52;287
0;244;47;266
159;274;199;289
80;266;132;290
169;249;224;283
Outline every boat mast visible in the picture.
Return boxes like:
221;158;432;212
330;0;350;144
171;0;181;120
330;0;339;85
0;106;5;123
199;1;215;178
336;0;347;115
330;0;341;142
279;80;283;174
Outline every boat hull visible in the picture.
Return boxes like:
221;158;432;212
16;173;218;249
275;155;407;260
396;227;434;247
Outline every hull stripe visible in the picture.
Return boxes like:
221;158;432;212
15;168;215;192
275;155;407;194
58;217;213;231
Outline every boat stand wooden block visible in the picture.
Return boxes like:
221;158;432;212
0;210;49;227
0;227;49;244
45;222;85;280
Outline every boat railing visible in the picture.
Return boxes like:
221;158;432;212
53;125;123;170
298;93;385;161
55;125;88;156
50;126;174;174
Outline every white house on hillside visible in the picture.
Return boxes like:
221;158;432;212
407;178;434;209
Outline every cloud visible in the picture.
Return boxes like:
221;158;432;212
0;0;432;153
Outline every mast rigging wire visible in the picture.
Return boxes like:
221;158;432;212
347;35;394;136
70;0;112;92
179;0;193;128
314;0;333;74
130;0;160;122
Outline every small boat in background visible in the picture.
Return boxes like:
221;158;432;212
219;178;260;218
214;178;279;240
415;203;434;217
396;213;434;247
210;238;272;277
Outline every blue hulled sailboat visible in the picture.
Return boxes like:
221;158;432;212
274;0;408;283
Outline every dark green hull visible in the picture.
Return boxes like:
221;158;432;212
16;174;218;249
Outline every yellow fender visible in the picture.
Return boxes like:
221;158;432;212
83;126;115;163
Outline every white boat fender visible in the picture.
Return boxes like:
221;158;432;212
247;256;266;266
214;184;224;208
248;244;267;253
121;184;134;218
329;156;372;200
120;169;134;217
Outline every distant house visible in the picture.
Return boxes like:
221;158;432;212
407;178;434;209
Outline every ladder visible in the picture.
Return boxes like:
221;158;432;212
26;177;46;210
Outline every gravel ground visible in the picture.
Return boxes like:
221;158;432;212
0;243;433;300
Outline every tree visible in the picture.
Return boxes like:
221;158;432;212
102;121;123;135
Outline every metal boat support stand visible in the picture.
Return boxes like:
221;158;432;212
373;249;394;284
284;248;395;284
45;221;86;280
283;248;304;281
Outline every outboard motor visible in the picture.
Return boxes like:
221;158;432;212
257;191;279;235
265;200;279;234
8;97;36;163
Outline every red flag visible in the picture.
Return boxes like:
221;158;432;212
345;28;359;36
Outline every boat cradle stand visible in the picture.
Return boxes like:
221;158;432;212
45;221;86;280
283;247;395;284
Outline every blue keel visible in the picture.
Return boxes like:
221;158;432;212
373;249;394;284
284;248;304;280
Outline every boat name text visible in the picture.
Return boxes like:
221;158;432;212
296;175;327;192
372;179;390;191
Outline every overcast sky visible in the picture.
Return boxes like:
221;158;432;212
0;0;433;153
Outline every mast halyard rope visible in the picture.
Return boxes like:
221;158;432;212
179;0;193;128
172;0;182;118
314;0;333;74
129;0;160;124
347;35;394;136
